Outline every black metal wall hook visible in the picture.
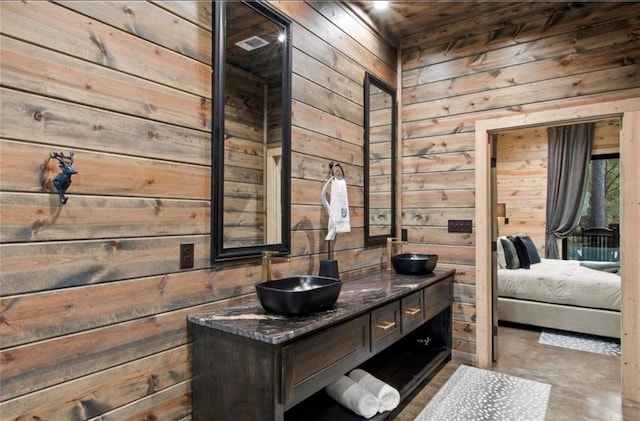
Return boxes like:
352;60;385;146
50;152;77;205
328;161;344;179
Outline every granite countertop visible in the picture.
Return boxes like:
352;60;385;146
188;269;454;345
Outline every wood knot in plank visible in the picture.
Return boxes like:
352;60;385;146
33;111;49;121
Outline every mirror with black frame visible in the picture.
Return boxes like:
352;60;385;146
212;1;291;262
364;72;396;245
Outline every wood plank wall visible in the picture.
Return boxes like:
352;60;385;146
223;67;266;248
0;1;396;419
496;120;620;255
399;2;640;364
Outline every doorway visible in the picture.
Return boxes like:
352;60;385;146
474;98;640;403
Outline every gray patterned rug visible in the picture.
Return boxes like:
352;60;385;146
414;365;550;421
538;328;621;356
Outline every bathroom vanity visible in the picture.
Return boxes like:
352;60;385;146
189;269;454;420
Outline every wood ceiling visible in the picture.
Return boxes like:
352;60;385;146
349;2;581;45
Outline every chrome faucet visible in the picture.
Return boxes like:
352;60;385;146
386;237;408;271
262;251;290;282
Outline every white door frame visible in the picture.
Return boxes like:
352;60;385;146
474;97;640;403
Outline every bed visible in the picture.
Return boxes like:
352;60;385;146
497;256;621;339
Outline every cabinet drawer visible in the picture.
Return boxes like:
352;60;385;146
371;300;401;353
401;290;424;334
282;314;370;408
425;276;452;320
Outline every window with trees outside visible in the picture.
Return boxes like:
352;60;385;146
565;153;620;262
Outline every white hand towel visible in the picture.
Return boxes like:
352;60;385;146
349;369;400;413
321;177;351;241
325;376;379;419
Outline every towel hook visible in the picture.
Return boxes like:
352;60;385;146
329;161;345;179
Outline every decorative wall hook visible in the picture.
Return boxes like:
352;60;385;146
50;152;77;204
328;161;344;179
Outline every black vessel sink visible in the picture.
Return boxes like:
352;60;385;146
255;276;342;316
392;253;438;275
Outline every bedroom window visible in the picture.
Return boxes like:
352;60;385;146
565;153;620;262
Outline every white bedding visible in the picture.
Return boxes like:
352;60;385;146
498;258;620;311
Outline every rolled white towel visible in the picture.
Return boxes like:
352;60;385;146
349;369;400;413
325;376;379;419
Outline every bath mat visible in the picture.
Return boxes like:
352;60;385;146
414;365;550;421
539;328;620;356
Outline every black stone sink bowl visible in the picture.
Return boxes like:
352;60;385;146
255;276;342;316
392;253;438;275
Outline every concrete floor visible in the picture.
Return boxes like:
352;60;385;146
393;324;640;421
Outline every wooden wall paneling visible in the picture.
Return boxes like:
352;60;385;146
291;178;329;206
401;2;640;372
403;170;475;190
401;2;640;68
0;346;191;420
0;140;210;200
290;227;365;256
274;1;395;86
402;208;475;228
401;151;475;174
0;1;400;417
291;23;368;87
0;89;211;166
407;66;640;121
408;227;474;247
0;293;262;402
0;36;211;131
0;193;210;243
453;302;477;323
0;235;210;296
403;19;640;97
292;101;363;146
291;152;364;186
151;1;213;31
96;380;192;421
402;132;475;156
592;119;621;155
57;1;213;65
292;126;363;166
1;309;190;401
305;1;396;69
223;69;265;247
1;268;250;347
402;189;475;209
292;74;363;126
400;88;640;141
496;127;548;252
292;49;364;107
0;1;211;98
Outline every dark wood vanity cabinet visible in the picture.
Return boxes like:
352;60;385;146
190;270;454;421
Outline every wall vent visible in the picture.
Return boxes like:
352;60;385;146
235;36;269;51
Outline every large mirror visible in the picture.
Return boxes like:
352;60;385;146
212;1;291;262
364;72;396;245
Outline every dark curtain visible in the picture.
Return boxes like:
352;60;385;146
545;123;595;258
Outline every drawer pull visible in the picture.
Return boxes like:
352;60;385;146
376;321;396;331
405;307;421;316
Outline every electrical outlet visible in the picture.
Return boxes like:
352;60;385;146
180;243;194;269
448;219;473;233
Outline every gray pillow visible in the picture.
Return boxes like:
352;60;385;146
518;235;541;265
500;237;520;269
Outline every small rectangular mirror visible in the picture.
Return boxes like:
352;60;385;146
364;72;396;245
